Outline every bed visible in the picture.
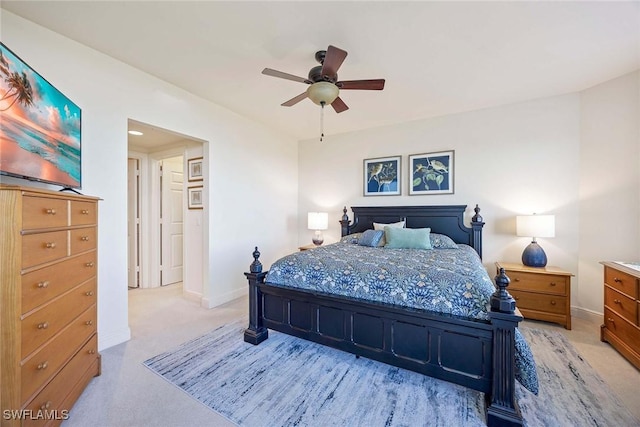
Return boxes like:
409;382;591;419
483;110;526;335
244;205;535;427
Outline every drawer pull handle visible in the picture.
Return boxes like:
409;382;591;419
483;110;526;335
514;278;520;282
607;317;615;323
88;349;96;355
614;299;621;305
550;300;556;305
85;320;94;326
81;236;90;241
40;401;52;410
81;209;90;215
549;282;556;286
614;277;622;283
37;361;49;370
85;291;94;296
37;322;49;330
45;242;57;249
85;262;95;267
37;281;50;289
45;209;56;215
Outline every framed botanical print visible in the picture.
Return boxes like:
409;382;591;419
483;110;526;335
363;156;401;196
409;150;454;195
187;157;203;182
188;186;203;209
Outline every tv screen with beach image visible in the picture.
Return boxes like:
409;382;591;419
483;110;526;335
0;42;81;188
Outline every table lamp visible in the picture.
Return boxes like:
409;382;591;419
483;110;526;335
308;212;328;246
516;214;555;267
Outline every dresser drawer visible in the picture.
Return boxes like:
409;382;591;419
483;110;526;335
22;253;97;314
22;196;68;230
510;290;567;315
604;308;640;355
22;231;68;269
21;305;97;403
604;266;638;299
70;201;96;226
506;270;567;295
70;227;96;255
21;280;97;359
605;286;638;325
23;334;98;427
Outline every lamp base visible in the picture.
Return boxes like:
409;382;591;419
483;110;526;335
312;230;324;246
521;241;547;267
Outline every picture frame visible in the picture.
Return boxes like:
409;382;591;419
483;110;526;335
409;150;454;195
363;155;401;196
188;186;203;209
187;157;203;182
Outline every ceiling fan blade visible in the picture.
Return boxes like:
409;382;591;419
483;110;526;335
331;96;349;113
321;45;348;78
281;92;308;107
262;68;310;84
337;79;385;90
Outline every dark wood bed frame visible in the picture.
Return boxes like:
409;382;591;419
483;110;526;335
244;205;524;427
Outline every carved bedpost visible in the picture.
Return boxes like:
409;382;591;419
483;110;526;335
244;247;269;345
471;204;485;259
486;268;523;427
339;206;352;237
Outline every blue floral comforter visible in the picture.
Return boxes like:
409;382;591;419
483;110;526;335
266;242;539;394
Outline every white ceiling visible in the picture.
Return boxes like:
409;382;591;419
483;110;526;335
3;1;640;142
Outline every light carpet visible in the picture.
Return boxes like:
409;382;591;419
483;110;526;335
143;323;639;427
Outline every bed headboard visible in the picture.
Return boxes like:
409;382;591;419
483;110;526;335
339;205;485;259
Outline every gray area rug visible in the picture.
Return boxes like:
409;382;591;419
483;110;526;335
144;323;639;427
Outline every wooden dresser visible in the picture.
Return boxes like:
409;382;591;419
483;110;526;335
495;262;573;329
600;261;640;370
0;185;101;426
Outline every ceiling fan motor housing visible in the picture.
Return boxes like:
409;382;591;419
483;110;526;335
308;65;337;83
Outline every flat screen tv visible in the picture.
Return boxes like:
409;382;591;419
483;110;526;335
0;42;81;189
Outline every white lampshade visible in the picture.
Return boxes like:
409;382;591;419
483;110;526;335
308;212;329;231
516;215;555;238
307;82;339;106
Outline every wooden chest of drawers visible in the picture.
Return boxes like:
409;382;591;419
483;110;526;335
600;261;640;370
0;185;101;427
496;262;573;329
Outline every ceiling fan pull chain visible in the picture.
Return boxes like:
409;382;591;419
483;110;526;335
320;101;325;142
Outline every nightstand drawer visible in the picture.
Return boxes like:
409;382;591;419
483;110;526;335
605;286;638;325
605;266;638;299
507;270;567;295
510;290;567;315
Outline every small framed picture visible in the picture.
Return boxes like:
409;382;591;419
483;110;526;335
409;150;454;195
188;186;203;209
187;157;203;182
363;155;401;196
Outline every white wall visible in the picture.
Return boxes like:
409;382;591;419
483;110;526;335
299;82;640;317
579;71;640;314
299;95;581;280
2;11;299;350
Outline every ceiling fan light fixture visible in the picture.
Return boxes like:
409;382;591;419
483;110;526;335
307;81;339;106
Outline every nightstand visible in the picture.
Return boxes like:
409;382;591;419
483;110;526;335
298;244;318;251
495;262;573;329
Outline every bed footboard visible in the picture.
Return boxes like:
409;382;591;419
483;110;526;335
244;249;523;427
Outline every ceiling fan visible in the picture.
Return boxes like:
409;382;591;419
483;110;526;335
262;45;385;113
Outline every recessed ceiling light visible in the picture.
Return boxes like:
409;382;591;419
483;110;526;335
128;130;143;136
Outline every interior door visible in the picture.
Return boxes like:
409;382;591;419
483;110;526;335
127;158;140;288
160;156;184;286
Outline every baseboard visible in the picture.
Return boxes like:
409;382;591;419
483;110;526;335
98;327;131;351
183;288;203;303
571;306;603;323
201;286;247;309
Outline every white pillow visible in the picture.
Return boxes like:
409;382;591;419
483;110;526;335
373;220;405;246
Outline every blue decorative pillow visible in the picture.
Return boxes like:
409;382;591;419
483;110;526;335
358;230;384;247
429;233;458;249
384;227;432;249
